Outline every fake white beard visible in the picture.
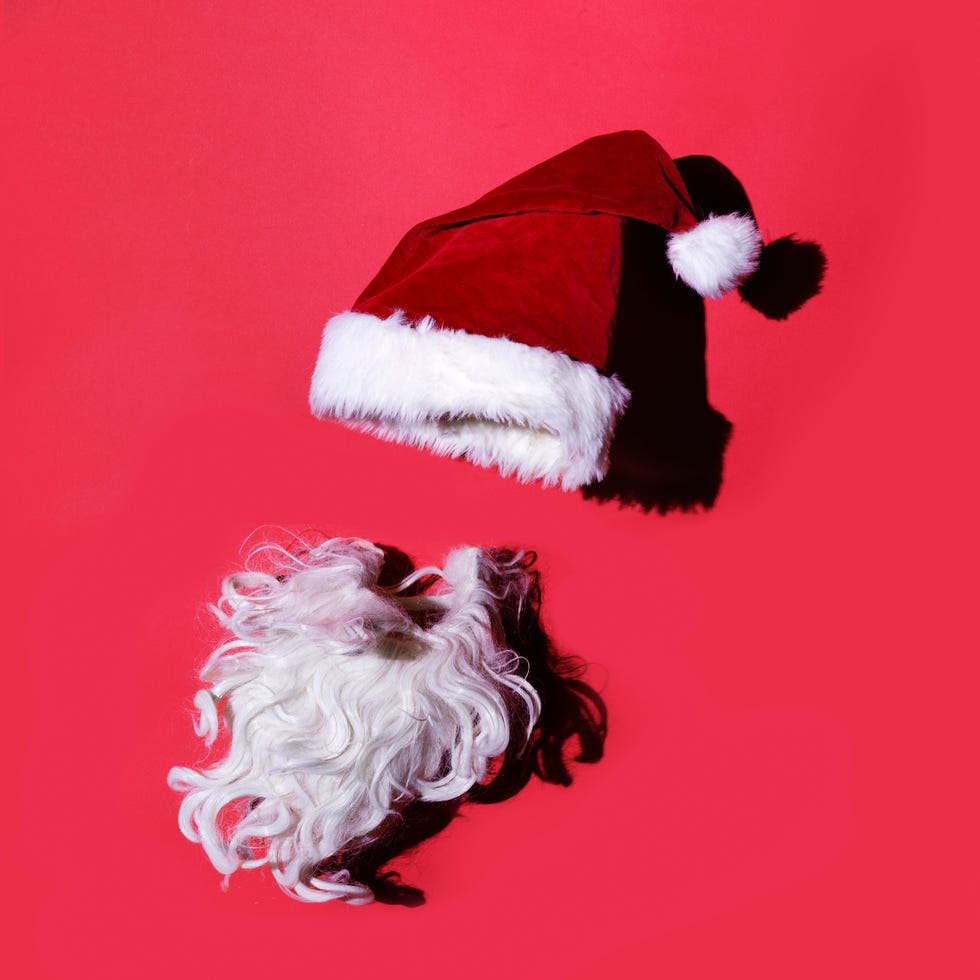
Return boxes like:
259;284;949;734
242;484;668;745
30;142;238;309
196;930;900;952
168;538;541;904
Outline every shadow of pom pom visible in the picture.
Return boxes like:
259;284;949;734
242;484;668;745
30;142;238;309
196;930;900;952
738;235;827;320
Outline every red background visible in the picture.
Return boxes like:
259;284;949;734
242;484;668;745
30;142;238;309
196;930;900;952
5;2;977;977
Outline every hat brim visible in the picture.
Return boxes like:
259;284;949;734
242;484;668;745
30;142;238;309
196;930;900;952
309;311;630;490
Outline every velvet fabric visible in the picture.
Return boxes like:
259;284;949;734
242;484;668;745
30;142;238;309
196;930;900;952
354;131;698;369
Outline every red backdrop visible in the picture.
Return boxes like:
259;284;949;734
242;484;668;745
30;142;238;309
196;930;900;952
5;2;977;977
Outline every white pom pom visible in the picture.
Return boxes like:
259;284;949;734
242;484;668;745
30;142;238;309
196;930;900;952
666;213;763;299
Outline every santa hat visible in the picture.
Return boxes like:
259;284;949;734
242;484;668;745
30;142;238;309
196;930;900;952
310;131;765;490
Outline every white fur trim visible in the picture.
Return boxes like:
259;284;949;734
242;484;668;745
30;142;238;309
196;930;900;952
666;213;763;299
309;311;630;490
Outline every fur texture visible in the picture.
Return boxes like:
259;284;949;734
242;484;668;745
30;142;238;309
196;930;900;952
666;213;763;299
309;311;630;490
168;538;542;904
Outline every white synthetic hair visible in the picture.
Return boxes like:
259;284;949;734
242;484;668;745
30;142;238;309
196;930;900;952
168;537;541;904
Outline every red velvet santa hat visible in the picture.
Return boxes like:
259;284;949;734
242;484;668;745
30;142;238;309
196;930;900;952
310;131;763;490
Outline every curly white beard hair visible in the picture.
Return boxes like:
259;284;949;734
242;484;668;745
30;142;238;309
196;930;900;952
168;537;583;905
